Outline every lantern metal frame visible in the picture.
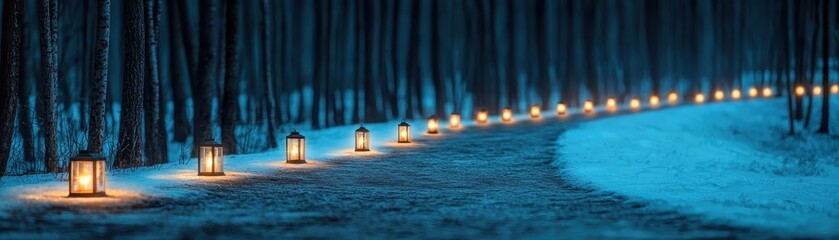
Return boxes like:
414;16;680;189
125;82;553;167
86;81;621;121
398;122;411;143
449;113;461;128
286;130;306;164
355;125;370;152
198;138;225;176
502;107;513;122
427;116;439;134
68;150;107;197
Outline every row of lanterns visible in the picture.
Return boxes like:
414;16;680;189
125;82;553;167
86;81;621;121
66;84;838;197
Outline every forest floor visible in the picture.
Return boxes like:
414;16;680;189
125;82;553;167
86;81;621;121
0;101;821;239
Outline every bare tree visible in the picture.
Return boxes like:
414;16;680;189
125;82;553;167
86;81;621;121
817;0;829;134
39;0;59;172
87;0;110;154
221;0;240;154
193;0;219;156
115;0;146;168
0;0;23;178
144;0;165;165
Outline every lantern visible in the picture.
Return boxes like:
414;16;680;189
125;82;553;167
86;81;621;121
695;93;705;103
650;95;660;107
813;86;822;96
68;150;106;197
762;87;773;97
629;98;640;110
427;116;439;134
714;90;725;101
397;122;411;143
667;92;678;105
584;100;595;114
606;98;617;112
749;87;759;98
502;107;513;122
731;89;742;100
795;86;805;97
355;125;370;151
476;109;489;124
530;105;541;118
556;102;567;115
831;84;838;94
449;113;461;128
198;138;224;176
286;130;306;164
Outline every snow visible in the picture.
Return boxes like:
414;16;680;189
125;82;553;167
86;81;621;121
558;97;839;238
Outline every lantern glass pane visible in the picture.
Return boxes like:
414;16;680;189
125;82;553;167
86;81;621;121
399;126;409;142
71;161;94;194
356;132;367;150
96;160;106;193
200;146;214;173
288;138;304;161
215;147;224;173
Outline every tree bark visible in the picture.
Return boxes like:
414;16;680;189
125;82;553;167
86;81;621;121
166;0;191;142
87;0;111;154
115;0;146;168
0;0;23;178
817;0;829;133
144;0;165;165
221;0;240;154
39;0;59;172
193;0;219;157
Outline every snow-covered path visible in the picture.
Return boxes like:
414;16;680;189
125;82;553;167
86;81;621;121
1;113;763;239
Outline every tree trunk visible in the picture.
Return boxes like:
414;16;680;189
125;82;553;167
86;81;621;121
115;0;146;168
39;0;59;172
17;5;35;164
166;0;191;142
221;0;240;154
87;0;110;154
193;0;219;157
144;0;165;165
260;0;278;148
0;0;23;178
817;0;829;133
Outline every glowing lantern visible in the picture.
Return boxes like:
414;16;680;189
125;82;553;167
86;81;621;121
629;98;640;110
649;95;660;107
731;89;742;100
762;87;773;97
427;116;439;134
530;105;541;118
813;86;822;96
449;113;461;128
795;86;805;97
831;85;838;94
286;130;306;164
606;98;617;112
583;100;595;114
476;109;489;124
556;102;567;115
748;87;759;98
198;139;224;176
397;122;411;143
694;93;705;103
68;150;106;197
502;107;513;122
355;125;370;151
667;92;678;105
714;90;725;101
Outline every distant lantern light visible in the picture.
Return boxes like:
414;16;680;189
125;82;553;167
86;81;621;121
556;102;567;115
355;125;370;151
813;86;822;96
667;92;678;105
397;122;411;143
831;84;839;94
649;95;660;107
286;130;306;164
427;116;439;134
198;139;224;176
449;113;461;128
749;87;759;98
795;86;806;97
530;105;541;118
629;98;640;110
68;150;106;197
606;98;617;112
714;90;725;101
476;109;489;124
502;107;513;122
584;100;595;114
762;87;773;97
695;93;705;103
731;89;742;100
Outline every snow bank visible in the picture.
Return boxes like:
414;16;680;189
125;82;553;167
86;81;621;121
558;98;839;237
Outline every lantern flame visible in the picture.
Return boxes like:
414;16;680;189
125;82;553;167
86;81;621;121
584;101;594;114
831;85;838;94
78;167;92;192
650;96;660;107
203;154;213;172
714;90;724;101
502;108;513;122
695;93;705;103
400;130;407;139
795;86;805;96
556;103;567;115
667;93;678;104
606;98;616;112
477;111;488;123
749;88;759;97
731;89;741;100
629;99;640;110
450;114;460;128
762;87;772;97
813;86;822;96
530;106;540;118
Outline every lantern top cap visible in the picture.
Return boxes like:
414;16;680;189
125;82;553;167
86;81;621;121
399;121;410;126
202;138;222;146
287;130;304;138
356;125;369;132
427;115;437;120
450;112;460;115
71;150;105;161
